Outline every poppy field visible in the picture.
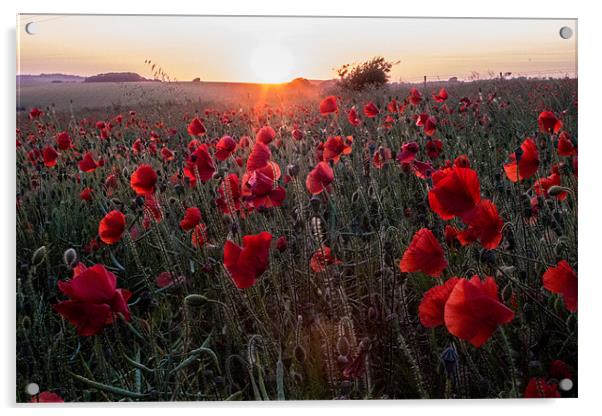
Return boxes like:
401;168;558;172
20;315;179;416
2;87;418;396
16;78;577;402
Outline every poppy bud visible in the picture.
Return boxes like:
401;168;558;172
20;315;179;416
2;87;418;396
336;337;350;356
547;185;571;197
111;198;123;208
294;344;306;363
286;164;299;177
440;345;458;377
339;380;352;391
292;371;304;384
63;248;77;268
31;246;46;266
275;236;287;252
309;195;321;210
368;306;378;322
501;282;514;303
135;195;145;207
184;294;206;307
337;354;349;366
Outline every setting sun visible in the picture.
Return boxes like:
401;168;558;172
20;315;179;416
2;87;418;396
249;43;294;84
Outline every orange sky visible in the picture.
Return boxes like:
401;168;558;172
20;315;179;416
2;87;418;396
17;15;577;83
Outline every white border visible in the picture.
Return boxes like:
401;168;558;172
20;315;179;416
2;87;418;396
2;1;600;415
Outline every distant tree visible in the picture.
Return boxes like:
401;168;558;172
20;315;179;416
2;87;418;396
336;56;399;91
192;77;201;83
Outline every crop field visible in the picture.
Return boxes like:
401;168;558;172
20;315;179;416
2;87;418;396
16;78;577;402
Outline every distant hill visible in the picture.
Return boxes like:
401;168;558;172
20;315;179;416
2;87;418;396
84;72;155;83
17;73;85;85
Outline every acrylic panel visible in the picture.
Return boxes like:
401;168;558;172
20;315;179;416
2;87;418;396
16;15;577;402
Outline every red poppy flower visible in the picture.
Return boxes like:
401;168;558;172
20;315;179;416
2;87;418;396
542;260;577;312
503;138;540;182
241;162;286;208
347;107;361;126
179;207;202;231
80;187;93;202
454;155;470;168
418;277;460;327
246;141;271;172
256;126;276;145
549;360;572;380
306;161;335;195
215;135;237;160
433;88;449;102
458;199;504;249
557;132;576;156
53;263;131;336
424;116;437;136
216;173;242;215
444;276;514;347
428;166;481;220
373;147;392;169
184;144;216;184
396;142;420;164
387;99;399;113
31;391;65;403
343;349;368;379
538;111;563;134
223;232;273;289
444;225;460;247
132;138;144;154
155;271;185;289
130;164;158;195
524;378;560;398
187;117;206;136
411;160;434;179
534;172;567;201
275;236;287;252
426;139;443;159
43;146;59;167
78;152;98;172
323;135;353;164
161;147;175;162
319;96;338;115
400;228;448;277
191;223;208;248
363;102;379;118
188;139;201;152
409;88;423;105
98;210;126;245
56;131;72;150
310;246;342;272
29;107;43;119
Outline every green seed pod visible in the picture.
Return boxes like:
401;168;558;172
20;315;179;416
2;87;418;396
31;246;46;266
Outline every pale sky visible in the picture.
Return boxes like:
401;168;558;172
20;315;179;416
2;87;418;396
17;15;577;83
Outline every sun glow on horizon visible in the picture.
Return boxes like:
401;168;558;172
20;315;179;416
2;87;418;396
248;44;295;84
